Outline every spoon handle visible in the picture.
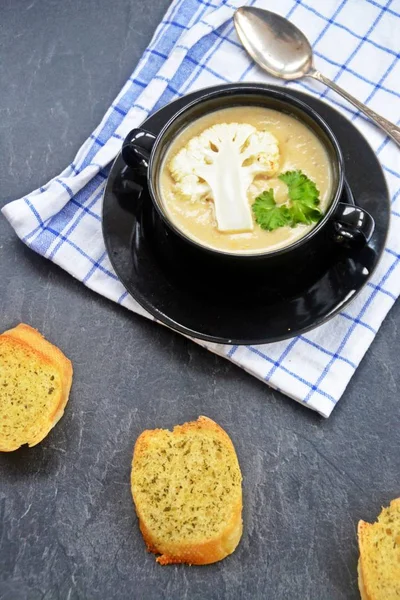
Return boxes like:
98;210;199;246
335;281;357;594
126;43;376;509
310;69;400;146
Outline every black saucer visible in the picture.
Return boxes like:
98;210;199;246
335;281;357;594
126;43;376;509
102;84;390;345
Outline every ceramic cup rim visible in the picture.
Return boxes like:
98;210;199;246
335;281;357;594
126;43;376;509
147;84;345;260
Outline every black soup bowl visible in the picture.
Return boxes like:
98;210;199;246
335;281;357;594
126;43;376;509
121;85;375;293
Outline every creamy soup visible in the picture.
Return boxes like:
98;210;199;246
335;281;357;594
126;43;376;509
159;106;333;254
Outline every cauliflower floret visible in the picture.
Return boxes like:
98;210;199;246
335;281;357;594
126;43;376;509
169;147;211;202
175;174;211;202
168;123;280;232
241;130;280;176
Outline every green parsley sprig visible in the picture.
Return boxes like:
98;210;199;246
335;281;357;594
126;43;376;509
252;170;322;232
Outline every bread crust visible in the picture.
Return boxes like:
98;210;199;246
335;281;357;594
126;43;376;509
358;521;371;600
358;558;370;600
131;416;243;565
0;324;73;451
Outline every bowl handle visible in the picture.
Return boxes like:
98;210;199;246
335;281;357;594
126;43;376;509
331;202;375;250
121;128;156;176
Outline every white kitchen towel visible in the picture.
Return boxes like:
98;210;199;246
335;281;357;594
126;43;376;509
3;0;400;417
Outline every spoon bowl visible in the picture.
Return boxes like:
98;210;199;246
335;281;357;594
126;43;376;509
234;7;313;80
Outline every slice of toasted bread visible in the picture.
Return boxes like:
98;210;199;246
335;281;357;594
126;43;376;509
0;324;73;451
131;416;243;565
358;498;400;600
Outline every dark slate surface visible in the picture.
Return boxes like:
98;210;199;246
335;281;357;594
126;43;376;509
0;1;398;599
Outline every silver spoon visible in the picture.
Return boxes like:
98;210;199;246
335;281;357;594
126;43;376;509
234;6;400;146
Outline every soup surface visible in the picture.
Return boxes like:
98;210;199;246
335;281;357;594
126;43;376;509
159;106;333;254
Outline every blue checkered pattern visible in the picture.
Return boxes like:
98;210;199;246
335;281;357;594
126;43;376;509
3;0;400;417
